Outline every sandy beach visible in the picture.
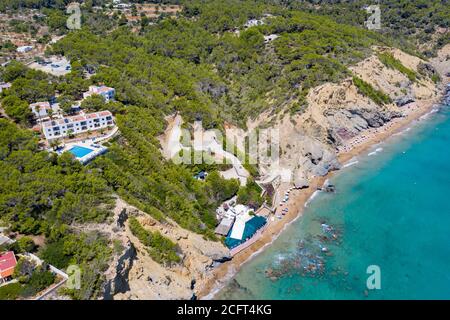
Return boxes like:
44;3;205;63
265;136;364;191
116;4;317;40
196;96;444;300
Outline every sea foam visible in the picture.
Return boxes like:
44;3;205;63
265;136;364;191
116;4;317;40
342;160;359;168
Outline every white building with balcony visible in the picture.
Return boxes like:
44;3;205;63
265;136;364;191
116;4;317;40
16;45;33;53
42;110;114;140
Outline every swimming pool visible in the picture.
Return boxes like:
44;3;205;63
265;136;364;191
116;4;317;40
68;146;94;158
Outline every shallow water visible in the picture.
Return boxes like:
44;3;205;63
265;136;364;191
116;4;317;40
216;100;450;300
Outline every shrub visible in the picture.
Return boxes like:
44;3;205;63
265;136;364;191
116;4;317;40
237;177;264;209
25;267;55;295
16;237;36;253
352;76;392;106
39;240;72;269
13;257;35;281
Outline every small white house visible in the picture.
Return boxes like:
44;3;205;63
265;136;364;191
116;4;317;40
244;19;264;28
16;46;33;53
30;101;52;119
83;85;115;102
264;34;279;43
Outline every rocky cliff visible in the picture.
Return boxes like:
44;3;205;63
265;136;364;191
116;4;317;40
109;199;230;300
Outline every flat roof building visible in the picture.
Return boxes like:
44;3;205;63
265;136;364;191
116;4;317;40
215;217;235;236
42;110;114;140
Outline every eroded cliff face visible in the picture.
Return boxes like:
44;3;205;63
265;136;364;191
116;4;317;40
109;199;230;300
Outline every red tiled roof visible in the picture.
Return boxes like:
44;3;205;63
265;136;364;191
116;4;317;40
0;251;17;279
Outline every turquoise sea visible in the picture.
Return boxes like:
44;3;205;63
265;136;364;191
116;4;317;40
216;93;450;300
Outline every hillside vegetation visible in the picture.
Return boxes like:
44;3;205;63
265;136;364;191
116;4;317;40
0;0;446;299
352;76;392;106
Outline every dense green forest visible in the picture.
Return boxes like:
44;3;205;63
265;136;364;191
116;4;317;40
0;0;447;299
289;0;450;57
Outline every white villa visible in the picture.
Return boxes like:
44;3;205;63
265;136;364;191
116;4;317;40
83;85;115;102
42;110;114;140
215;203;252;236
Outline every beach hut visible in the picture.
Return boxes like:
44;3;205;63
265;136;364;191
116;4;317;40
215;217;234;236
